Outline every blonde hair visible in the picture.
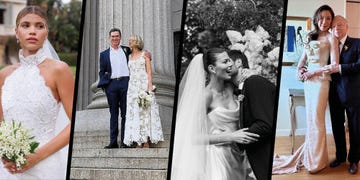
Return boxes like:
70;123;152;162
130;35;144;50
16;6;48;28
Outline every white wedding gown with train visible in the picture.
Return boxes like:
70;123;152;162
171;54;256;180
273;39;330;174
0;48;68;180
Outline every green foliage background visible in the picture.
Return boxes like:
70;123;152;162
29;0;82;66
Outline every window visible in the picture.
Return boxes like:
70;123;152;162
0;9;4;24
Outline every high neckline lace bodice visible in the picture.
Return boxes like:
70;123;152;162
0;47;68;180
19;47;47;66
2;47;59;145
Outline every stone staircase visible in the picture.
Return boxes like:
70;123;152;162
70;131;170;180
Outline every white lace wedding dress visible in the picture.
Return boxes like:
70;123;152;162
0;48;68;179
123;52;164;146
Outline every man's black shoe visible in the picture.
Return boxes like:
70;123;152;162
104;144;119;149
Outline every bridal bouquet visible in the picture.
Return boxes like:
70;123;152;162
0;120;39;168
137;91;153;109
226;26;279;84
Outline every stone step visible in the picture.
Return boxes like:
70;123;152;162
71;148;169;169
72;140;169;149
71;148;169;158
70;168;167;180
72;132;171;149
71;157;168;169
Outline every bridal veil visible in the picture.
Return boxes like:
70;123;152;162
171;54;210;179
43;39;70;174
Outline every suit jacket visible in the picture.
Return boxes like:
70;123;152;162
97;45;131;88
241;75;276;180
331;37;360;107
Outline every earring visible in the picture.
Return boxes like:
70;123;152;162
16;39;19;44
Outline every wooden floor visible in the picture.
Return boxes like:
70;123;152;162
272;134;360;180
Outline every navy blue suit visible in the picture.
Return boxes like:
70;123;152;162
98;45;131;146
329;37;360;163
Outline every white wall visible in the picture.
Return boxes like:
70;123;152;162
347;1;360;38
276;66;332;136
276;0;346;136
287;0;345;17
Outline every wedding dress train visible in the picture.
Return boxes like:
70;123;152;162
171;54;256;179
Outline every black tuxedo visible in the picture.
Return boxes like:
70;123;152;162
329;37;360;163
241;75;276;180
98;45;131;146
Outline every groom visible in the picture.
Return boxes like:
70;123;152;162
98;28;131;149
230;50;276;180
326;15;360;174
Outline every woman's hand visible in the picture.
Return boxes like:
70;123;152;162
1;153;41;174
230;128;259;144
1;158;17;174
16;153;41;173
297;67;307;81
148;84;153;92
322;64;340;74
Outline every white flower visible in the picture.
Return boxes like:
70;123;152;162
226;26;278;84
137;91;153;109
226;30;244;45
0;120;39;168
267;47;280;62
229;43;246;52
152;85;157;92
255;25;270;41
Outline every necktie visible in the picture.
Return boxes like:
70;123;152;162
339;41;342;53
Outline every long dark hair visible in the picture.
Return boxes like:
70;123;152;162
307;5;334;41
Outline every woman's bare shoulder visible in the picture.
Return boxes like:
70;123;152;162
0;65;18;78
0;64;18;86
42;58;71;74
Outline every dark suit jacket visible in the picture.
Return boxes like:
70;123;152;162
97;45;131;88
331;37;360;107
241;75;276;180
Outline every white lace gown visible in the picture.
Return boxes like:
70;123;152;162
273;40;330;174
123;52;164;146
0;48;68;179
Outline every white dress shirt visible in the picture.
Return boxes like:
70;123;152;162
110;46;129;78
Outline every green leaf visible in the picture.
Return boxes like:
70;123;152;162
30;142;40;153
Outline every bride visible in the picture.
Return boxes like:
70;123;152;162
0;6;74;179
171;48;258;180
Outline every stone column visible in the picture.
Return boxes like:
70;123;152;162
76;0;99;110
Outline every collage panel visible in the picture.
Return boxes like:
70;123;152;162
273;0;360;179
3;0;359;180
0;0;82;179
169;0;286;180
70;0;181;179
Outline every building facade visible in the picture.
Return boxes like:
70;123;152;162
0;0;26;65
76;0;183;134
